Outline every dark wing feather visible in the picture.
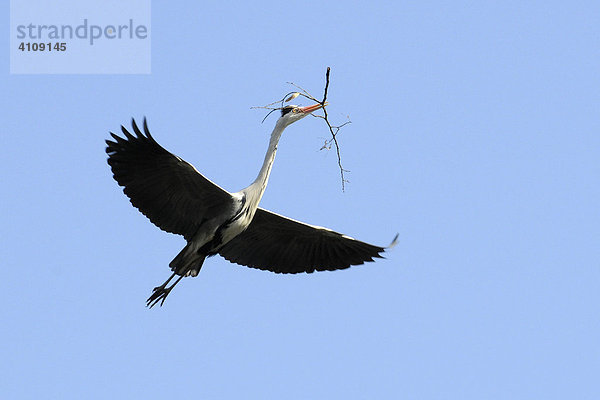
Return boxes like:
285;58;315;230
106;118;234;240
218;208;394;273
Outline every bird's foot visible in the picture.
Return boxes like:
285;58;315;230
146;285;172;308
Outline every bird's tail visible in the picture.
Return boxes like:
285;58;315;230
170;242;206;277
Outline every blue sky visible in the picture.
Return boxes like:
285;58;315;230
2;1;599;399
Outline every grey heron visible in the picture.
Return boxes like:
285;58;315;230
106;102;396;308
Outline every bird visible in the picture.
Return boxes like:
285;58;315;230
106;102;397;308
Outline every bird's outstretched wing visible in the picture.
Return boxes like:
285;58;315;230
106;118;235;240
218;208;396;273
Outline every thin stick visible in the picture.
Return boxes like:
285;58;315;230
260;67;352;191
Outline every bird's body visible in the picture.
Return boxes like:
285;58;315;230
106;102;395;307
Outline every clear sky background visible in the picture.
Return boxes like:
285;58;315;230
2;1;599;399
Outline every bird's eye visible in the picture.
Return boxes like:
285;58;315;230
281;107;294;116
292;108;299;113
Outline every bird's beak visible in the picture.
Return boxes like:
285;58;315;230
299;102;326;113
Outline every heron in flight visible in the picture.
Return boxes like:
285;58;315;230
106;102;396;307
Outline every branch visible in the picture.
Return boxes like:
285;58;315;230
255;67;352;191
288;67;351;191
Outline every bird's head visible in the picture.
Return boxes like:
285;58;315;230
277;102;326;127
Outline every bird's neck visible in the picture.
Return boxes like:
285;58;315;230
245;121;286;206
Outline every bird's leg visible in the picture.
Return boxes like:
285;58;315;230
152;271;177;292
146;272;185;308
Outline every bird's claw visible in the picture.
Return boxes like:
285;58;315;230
146;286;172;308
